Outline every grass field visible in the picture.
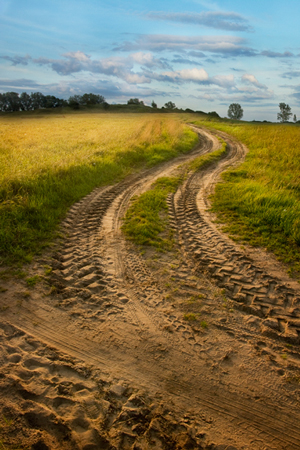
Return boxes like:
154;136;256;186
191;119;300;274
0;112;198;264
2;108;300;276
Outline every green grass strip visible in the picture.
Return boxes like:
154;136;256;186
188;139;227;172
122;176;182;249
122;143;228;249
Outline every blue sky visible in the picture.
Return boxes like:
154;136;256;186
1;0;300;120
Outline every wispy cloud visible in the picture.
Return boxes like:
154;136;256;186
1;54;32;65
171;56;203;66
188;51;206;59
260;50;295;58
281;70;300;79
114;34;257;57
0;78;42;89
145;11;252;32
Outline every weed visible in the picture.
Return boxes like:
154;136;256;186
0;270;10;281
222;296;229;308
0;440;7;450
281;353;288;360
183;313;198;321
200;320;208;328
1;415;13;427
46;286;57;295
26;275;40;287
15;270;27;279
286;375;300;384
0;287;7;293
44;265;52;276
187;295;197;304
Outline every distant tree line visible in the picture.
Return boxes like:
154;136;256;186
127;98;144;106
0;92;179;112
0;91;107;112
68;93;106;109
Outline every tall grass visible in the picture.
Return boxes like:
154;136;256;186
190;119;300;272
0;113;198;264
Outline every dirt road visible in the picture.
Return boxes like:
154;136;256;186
1;126;300;450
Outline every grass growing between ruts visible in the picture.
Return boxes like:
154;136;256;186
122;176;182;250
122;142;228;249
188;138;227;172
0;113;198;264
191;119;300;274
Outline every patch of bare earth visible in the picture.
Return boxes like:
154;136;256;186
1;127;300;449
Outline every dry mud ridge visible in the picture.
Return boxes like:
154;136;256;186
1;126;300;450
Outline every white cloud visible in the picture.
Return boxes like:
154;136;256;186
63;51;90;62
241;74;267;89
130;52;171;69
163;68;209;82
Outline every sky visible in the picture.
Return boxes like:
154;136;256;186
1;0;300;121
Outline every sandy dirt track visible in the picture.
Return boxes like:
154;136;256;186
1;126;300;450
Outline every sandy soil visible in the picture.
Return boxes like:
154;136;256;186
1;126;300;450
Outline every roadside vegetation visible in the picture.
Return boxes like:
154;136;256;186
0;113;198;265
191;119;300;274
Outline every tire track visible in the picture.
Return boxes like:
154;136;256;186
170;127;300;344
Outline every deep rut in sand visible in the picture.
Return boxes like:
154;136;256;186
1;126;300;449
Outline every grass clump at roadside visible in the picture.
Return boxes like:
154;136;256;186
122;176;182;249
191;119;300;274
0;113;198;265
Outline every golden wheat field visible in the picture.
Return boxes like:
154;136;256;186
0;112;197;263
